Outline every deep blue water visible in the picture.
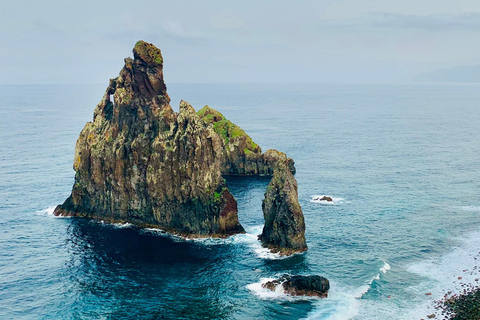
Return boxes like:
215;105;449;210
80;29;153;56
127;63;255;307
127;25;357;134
1;83;480;319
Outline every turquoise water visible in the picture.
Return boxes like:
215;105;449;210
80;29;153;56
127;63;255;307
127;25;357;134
1;83;480;319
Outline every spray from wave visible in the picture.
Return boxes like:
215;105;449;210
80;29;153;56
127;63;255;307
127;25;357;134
404;227;480;318
34;206;62;217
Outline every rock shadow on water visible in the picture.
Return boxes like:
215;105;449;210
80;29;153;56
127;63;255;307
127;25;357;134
62;219;240;319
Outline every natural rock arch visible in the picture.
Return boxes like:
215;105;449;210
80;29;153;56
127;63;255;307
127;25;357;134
54;41;307;255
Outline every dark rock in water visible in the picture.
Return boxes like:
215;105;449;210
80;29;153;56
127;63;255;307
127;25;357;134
313;196;332;202
262;275;330;298
54;41;306;253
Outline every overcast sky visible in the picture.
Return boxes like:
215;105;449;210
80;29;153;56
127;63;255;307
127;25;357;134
2;0;480;84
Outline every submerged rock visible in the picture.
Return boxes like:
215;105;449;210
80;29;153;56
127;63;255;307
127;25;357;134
54;41;306;253
262;275;330;298
320;196;333;202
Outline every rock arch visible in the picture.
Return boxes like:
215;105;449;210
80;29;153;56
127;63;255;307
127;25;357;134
54;41;306;255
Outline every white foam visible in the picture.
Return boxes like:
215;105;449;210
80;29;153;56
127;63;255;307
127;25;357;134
304;280;364;320
404;227;480;318
140;225;301;259
305;261;390;320
141;225;263;247
34;206;55;216
244;225;305;260
353;261;389;300
112;222;133;228
142;228;196;243
380;260;390;274
461;206;480;212
34;206;71;218
310;195;344;205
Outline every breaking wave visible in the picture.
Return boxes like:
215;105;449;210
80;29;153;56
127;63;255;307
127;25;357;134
304;260;390;320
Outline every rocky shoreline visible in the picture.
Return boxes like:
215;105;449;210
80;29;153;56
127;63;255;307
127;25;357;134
424;282;480;320
422;262;480;319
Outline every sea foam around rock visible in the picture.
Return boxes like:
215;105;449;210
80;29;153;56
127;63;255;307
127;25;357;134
310;195;344;205
246;277;321;301
34;206;70;218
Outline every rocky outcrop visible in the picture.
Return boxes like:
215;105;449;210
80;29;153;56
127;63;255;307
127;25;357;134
314;196;332;202
259;150;307;254
54;41;306;253
54;41;242;236
262;275;330;298
197;106;295;176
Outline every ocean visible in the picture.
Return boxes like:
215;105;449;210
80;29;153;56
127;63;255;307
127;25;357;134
1;82;480;319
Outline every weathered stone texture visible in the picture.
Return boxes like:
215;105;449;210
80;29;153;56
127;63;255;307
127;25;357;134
55;41;306;253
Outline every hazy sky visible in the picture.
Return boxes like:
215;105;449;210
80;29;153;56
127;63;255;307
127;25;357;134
2;0;480;84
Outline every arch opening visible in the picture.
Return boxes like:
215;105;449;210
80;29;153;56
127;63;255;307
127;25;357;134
224;176;270;233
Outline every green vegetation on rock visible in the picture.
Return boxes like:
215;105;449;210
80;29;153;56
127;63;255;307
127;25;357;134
134;41;163;65
54;41;304;254
197;105;259;152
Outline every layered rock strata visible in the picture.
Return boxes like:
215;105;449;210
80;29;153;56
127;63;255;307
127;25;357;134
54;41;306;253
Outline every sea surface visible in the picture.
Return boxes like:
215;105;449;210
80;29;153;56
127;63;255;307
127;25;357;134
1;82;480;319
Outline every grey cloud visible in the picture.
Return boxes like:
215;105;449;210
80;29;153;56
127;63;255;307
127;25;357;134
319;12;480;31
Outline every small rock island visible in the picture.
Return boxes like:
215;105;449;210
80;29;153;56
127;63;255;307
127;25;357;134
54;41;307;255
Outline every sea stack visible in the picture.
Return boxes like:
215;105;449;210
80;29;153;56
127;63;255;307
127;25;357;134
54;41;307;254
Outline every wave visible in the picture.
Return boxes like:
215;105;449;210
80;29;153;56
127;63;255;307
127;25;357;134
380;260;390;274
34;206;72;218
141;224;291;260
310;195;344;205
34;206;56;216
245;225;306;260
146;225;303;259
404;227;480;318
460;206;480;212
37;206;294;259
304;260;390;320
110;222;133;228
140;227;236;245
355;260;390;299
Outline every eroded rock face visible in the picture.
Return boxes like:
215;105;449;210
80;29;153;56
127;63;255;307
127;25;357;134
55;41;306;253
262;275;330;298
259;150;307;254
197;107;306;254
54;41;242;236
197;106;295;176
